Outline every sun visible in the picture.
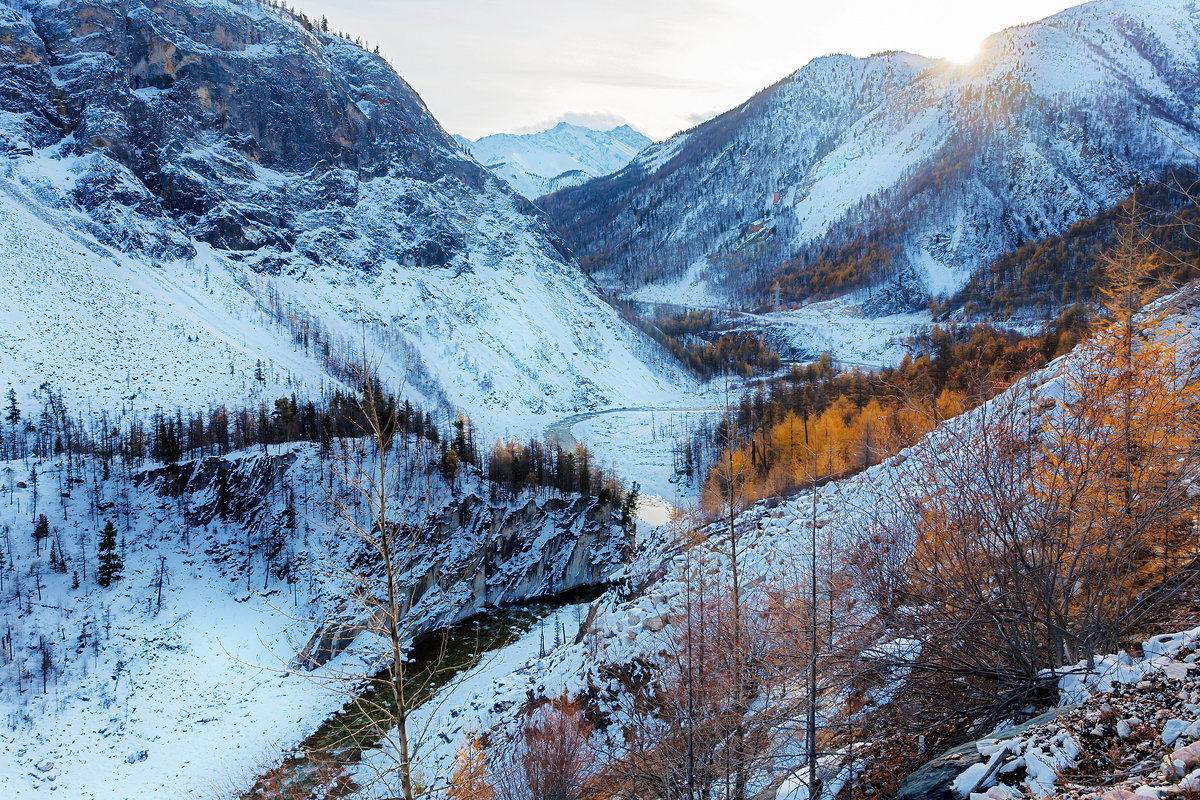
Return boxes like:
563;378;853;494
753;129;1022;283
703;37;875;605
943;38;985;64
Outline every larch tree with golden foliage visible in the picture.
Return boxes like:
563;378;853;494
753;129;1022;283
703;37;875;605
448;736;495;800
861;212;1200;732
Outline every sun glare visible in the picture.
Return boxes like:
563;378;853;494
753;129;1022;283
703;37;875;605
943;38;985;64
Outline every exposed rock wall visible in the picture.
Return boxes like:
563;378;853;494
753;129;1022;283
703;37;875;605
0;0;513;265
129;445;626;667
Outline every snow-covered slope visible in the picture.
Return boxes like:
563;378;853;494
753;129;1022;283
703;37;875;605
454;123;651;200
0;0;686;436
384;284;1200;793
0;441;628;798
542;0;1200;309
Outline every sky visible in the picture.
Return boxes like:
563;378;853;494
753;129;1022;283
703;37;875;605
301;0;1079;141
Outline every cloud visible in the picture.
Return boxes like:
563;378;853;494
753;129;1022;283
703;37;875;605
303;0;1077;141
680;107;727;130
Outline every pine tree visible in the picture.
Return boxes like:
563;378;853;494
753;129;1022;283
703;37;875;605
33;513;48;557
49;539;65;573
97;520;122;587
4;388;17;431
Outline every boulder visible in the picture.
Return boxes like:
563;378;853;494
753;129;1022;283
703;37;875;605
896;708;1077;800
1165;741;1200;778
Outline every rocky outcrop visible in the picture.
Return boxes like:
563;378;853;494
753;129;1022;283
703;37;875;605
295;490;626;669
0;0;543;268
896;623;1200;800
132;448;296;529
126;445;626;670
895;708;1078;800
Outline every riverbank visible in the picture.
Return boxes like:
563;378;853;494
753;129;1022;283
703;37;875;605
546;405;722;529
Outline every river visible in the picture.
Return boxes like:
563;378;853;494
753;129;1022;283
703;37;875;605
244;588;602;799
247;405;717;797
545;405;723;529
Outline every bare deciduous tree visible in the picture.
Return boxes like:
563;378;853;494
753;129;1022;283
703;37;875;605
492;699;595;800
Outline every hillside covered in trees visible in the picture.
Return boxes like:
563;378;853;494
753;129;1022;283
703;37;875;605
941;172;1200;319
542;1;1200;312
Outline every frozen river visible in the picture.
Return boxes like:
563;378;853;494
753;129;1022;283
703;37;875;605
546;405;721;528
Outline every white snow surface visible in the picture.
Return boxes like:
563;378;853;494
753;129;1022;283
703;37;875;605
0;149;690;439
742;300;934;369
624;258;727;308
454;123;651;200
0;449;341;799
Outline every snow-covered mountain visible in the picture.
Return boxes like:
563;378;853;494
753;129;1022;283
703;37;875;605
454;122;651;200
542;0;1200;310
0;0;686;435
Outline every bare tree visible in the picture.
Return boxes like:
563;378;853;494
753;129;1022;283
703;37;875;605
251;354;459;800
492;699;595;800
857;275;1200;733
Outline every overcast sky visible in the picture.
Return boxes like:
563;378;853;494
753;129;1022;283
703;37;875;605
301;0;1078;141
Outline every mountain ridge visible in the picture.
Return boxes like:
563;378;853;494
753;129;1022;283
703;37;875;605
0;0;688;434
454;122;652;200
541;0;1200;312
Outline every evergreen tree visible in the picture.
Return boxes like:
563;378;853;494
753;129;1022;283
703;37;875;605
49;539;66;573
4;388;17;430
97;520;122;587
4;388;17;455
33;513;48;557
620;481;640;558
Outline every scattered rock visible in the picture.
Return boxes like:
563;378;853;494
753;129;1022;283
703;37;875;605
642;613;668;632
1165;741;1200;778
1162;662;1191;681
1161;719;1189;747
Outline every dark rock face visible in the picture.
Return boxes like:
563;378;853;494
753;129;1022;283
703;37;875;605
133;447;627;669
894;707;1080;800
0;0;516;269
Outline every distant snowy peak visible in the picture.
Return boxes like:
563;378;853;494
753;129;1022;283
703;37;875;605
455;123;652;199
542;0;1200;311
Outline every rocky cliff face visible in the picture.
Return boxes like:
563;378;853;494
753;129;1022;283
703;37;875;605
132;443;628;666
3;0;482;263
0;0;684;432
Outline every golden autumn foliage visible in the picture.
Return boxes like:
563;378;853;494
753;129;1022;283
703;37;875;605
853;215;1200;729
448;736;495;800
1047;208;1200;596
701;390;964;514
693;314;1085;513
